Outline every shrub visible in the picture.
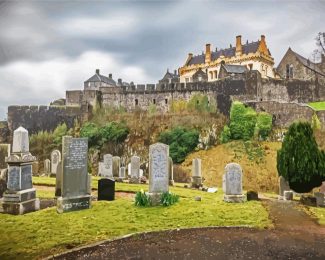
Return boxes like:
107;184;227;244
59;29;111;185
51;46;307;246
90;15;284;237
277;122;325;193
229;101;257;140
135;190;151;207
220;125;231;143
187;94;217;113
80;123;100;147
255;112;272;140
311;113;321;130
99;121;129;144
53;123;68;147
158;127;199;163
160;192;179;206
170;99;188;113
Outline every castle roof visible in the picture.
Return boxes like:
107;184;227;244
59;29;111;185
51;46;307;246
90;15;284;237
188;40;267;66
221;64;248;74
162;70;178;80
85;72;116;85
290;49;325;76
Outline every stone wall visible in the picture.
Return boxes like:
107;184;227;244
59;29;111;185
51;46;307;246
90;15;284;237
246;101;325;128
7;105;84;139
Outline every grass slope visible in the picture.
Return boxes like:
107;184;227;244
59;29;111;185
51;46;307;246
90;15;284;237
0;179;271;259
308;101;325;111
307;207;325;225
181;141;281;192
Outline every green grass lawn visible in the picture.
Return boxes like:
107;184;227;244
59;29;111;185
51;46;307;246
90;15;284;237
308;101;325;111
0;177;272;259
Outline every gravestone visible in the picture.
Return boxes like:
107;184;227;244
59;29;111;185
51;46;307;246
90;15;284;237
56;136;91;213
223;163;245;203
168;157;174;186
192;158;202;188
127;163;131;176
0;144;10;169
119;166;126;181
102;154;113;178
314;192;325;207
55;161;63;196
0;127;40;215
98;162;104;176
278;176;290;199
284;191;293;201
129;156;140;184
148;143;169;205
51;150;61;175
112;156;120;177
44;159;51;175
98;178;115;201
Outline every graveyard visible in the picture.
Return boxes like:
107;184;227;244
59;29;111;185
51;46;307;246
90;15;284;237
0;1;325;259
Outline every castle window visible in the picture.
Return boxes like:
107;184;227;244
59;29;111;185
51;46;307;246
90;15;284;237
286;64;294;79
198;76;202;81
165;99;168;104
153;99;156;104
248;64;253;70
135;99;138;106
214;71;218;79
185;78;189;83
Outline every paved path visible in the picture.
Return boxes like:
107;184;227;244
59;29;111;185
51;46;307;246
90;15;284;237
54;198;325;260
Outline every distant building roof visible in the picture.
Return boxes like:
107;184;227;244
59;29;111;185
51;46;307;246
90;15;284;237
85;70;116;85
161;69;179;80
222;64;248;74
188;41;265;66
291;49;325;76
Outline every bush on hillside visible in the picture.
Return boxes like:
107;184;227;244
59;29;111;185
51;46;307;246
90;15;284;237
80;121;129;148
277;122;325;193
229;101;257;140
255;112;273;140
158;127;199;163
220;125;231;143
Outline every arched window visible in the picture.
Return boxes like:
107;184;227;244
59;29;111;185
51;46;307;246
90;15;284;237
214;71;218;79
286;64;294;79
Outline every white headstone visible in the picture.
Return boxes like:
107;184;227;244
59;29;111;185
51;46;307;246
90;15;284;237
149;143;169;193
12;127;29;153
51;150;62;174
139;169;143;177
44;159;51;174
102;154;113;178
131;156;140;178
192;158;202;177
127;163;131;176
224;163;242;195
119;166;126;179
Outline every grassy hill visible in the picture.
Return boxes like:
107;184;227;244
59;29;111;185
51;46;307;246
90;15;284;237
181;141;281;193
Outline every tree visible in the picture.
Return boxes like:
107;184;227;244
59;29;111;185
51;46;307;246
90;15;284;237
312;32;325;62
277;122;325;193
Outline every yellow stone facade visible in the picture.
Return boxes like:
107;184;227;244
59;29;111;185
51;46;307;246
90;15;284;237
179;35;275;83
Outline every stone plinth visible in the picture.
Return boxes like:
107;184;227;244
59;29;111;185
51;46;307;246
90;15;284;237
284;191;293;201
57;195;91;213
191;176;202;188
0;127;39;215
224;194;246;203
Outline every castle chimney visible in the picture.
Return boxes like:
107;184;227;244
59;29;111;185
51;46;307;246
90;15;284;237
96;69;100;75
118;78;122;84
205;43;211;63
174;69;177;75
261;35;266;43
109;73;112;79
185;53;193;65
236;35;242;56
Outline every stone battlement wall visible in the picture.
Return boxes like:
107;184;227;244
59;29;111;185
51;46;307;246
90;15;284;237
7;105;84;139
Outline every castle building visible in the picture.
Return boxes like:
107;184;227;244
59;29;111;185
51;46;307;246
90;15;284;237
84;69;116;90
277;47;325;80
179;35;275;83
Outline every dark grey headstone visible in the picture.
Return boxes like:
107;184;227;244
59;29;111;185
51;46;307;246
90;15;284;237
21;165;32;190
62;136;88;198
7;166;20;191
98;178;115;201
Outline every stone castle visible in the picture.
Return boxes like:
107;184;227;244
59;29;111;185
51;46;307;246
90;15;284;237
2;34;325;141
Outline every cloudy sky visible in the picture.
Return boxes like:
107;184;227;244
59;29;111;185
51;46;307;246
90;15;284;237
0;0;324;119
